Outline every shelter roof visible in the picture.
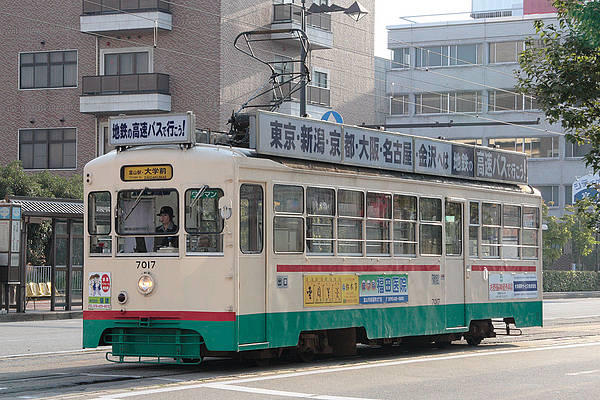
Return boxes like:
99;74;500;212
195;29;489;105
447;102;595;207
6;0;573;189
5;196;83;219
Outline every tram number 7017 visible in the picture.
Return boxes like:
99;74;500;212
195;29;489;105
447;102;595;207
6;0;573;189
136;260;156;269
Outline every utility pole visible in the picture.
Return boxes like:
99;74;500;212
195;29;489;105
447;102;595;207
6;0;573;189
299;0;307;118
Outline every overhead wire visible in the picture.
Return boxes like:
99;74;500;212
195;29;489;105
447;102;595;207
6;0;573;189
9;5;566;136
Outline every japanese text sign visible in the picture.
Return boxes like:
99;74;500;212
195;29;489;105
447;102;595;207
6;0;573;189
109;113;193;147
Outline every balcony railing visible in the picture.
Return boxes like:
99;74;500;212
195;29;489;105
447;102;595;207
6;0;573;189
274;82;330;107
82;0;170;15
273;3;332;31
82;73;170;96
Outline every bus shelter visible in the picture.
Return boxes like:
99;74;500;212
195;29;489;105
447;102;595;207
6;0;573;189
0;196;83;312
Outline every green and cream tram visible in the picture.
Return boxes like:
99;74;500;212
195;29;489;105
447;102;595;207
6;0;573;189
83;111;542;363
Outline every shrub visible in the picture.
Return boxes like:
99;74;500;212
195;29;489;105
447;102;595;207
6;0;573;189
543;271;600;292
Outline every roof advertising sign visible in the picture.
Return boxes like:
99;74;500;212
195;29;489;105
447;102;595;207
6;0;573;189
109;113;194;147
254;111;528;185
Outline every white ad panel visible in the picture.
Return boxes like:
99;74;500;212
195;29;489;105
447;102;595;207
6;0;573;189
11;220;20;252
342;127;413;172
257;112;342;163
414;138;452;176
513;273;538;299
489;273;514;300
109;113;193;147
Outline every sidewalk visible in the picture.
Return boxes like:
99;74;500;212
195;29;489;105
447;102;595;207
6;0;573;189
1;292;599;322
0;309;82;322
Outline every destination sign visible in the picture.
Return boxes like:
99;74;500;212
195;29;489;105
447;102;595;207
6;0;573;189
109;113;194;147
121;164;173;181
254;111;527;184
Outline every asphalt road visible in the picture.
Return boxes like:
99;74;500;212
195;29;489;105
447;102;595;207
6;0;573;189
0;298;599;399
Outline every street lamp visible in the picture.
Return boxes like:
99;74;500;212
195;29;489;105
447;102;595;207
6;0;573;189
299;1;369;117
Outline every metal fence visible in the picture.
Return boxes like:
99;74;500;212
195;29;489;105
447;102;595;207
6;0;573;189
26;265;52;284
82;73;170;96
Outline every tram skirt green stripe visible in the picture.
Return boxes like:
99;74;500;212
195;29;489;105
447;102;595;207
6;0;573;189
83;301;542;352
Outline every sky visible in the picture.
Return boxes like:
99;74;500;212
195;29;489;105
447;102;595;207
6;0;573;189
374;0;473;58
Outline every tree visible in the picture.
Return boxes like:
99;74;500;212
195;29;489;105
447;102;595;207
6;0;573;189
0;161;83;265
542;203;570;268
518;1;600;171
562;197;600;268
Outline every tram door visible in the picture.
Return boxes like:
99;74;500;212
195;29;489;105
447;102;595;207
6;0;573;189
444;200;467;329
238;184;267;345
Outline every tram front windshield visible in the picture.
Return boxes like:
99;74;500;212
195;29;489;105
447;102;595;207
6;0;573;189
117;188;179;254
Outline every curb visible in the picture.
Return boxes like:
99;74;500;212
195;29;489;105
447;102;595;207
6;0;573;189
543;291;600;299
0;311;82;323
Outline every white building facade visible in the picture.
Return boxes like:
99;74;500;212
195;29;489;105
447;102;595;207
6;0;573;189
385;13;590;217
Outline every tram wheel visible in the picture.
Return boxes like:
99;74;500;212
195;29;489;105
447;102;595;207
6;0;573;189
465;336;482;346
298;349;315;363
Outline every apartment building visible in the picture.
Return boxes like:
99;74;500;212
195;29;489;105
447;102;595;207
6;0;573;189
0;0;375;175
384;10;588;217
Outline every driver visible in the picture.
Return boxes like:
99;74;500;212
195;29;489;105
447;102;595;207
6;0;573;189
155;206;178;248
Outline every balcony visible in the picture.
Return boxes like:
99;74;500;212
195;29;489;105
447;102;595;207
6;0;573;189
80;73;171;114
80;0;172;33
271;3;333;49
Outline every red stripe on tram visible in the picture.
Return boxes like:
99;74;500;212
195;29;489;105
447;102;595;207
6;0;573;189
277;264;440;272
471;265;537;272
83;310;236;321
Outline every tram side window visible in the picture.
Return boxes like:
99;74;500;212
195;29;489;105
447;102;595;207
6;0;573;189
116;189;179;254
393;194;417;256
445;201;462;256
273;184;303;253
469;202;480;258
88;191;111;255
482;202;501;258
185;188;224;254
503;205;521;259
338;189;364;256
366;192;391;256
240;184;263;254
306;187;335;255
420;197;442;255
522;206;540;259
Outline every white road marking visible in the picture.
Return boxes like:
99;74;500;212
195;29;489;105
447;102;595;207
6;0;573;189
566;369;600;376
0;347;108;359
545;314;600;321
0;387;6;390
147;377;186;382
89;341;600;400
205;383;377;399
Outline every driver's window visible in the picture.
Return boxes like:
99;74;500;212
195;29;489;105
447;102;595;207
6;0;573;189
185;188;224;255
116;188;179;255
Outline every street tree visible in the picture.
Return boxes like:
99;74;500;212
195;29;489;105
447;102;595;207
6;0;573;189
518;0;600;171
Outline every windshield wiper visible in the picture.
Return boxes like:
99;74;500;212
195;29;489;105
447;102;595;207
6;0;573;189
189;185;209;210
123;187;149;222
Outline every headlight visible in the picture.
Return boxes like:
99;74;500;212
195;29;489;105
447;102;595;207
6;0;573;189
137;274;155;295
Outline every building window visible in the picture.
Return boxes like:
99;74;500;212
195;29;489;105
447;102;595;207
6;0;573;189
489;138;523;152
453;138;483;146
524;137;559;158
20;50;77;89
104;52;149;75
392;48;410;68
312;71;328;89
490;90;538;111
537;185;559;207
416;44;482;67
565;184;573;206
416;92;482;114
565;140;592;158
19;128;76;169
390;95;409;115
489;41;525;64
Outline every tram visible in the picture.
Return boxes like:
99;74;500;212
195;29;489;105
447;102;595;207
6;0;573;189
83;111;542;364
